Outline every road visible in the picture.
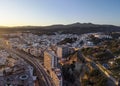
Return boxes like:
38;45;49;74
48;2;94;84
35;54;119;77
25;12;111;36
3;46;55;86
82;54;119;86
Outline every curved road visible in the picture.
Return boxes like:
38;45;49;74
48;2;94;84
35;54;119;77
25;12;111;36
4;46;55;86
82;54;118;86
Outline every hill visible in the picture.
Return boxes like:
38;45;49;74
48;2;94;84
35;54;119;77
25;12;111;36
0;22;120;34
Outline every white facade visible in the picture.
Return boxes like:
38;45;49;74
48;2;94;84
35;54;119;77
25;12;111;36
57;46;69;58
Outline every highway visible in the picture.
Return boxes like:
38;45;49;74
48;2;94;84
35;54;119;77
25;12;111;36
3;45;55;86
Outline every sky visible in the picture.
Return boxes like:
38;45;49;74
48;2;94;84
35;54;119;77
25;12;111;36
0;0;120;26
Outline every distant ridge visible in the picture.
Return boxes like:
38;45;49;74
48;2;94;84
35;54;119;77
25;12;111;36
0;22;120;34
0;22;119;29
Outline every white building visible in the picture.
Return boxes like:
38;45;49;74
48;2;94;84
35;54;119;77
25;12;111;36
94;34;112;39
51;68;63;86
57;46;70;58
44;50;63;86
44;51;58;70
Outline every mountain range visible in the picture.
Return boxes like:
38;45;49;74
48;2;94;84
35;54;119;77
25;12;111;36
0;22;120;34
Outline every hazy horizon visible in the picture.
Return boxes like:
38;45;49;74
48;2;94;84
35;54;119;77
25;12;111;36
0;22;120;28
0;0;120;26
